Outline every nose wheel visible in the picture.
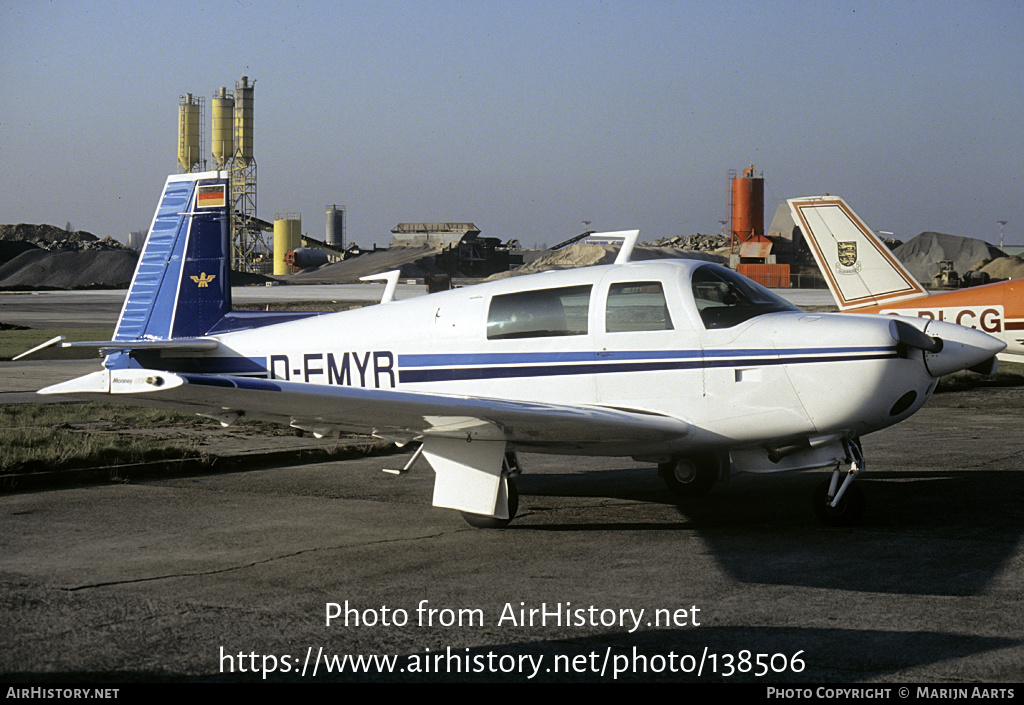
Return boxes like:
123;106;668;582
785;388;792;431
813;477;865;526
813;439;866;526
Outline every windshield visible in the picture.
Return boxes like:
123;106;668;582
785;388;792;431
690;264;799;329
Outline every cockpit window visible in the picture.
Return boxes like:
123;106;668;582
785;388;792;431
487;285;592;340
690;264;799;329
606;281;673;332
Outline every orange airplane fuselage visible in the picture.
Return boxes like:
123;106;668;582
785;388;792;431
853;279;1024;360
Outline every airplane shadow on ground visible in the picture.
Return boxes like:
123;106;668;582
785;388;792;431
514;466;1024;597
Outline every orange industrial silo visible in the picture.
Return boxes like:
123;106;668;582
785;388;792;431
731;165;764;243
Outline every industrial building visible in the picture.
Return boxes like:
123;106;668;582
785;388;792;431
174;80;522;279
390;223;481;249
177;77;269;272
726;165;797;288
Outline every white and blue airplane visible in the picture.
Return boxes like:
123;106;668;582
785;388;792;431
24;171;1005;527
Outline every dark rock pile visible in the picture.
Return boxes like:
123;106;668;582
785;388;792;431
652;233;729;251
0;223;135;288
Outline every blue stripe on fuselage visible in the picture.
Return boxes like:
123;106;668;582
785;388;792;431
398;350;696;366
399;347;888;368
173;347;897;387
396;347;897;384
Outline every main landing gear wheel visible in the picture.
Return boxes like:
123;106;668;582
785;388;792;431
461;478;519;529
659;454;719;497
813;477;866;527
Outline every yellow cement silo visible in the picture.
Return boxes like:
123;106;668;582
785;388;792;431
211;87;234;170
234;76;255;165
273;214;301;275
177;94;201;172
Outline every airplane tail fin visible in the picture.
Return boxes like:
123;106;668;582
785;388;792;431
114;171;232;342
788;196;927;310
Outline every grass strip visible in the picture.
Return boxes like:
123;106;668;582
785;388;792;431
0;327;115;361
0;402;212;475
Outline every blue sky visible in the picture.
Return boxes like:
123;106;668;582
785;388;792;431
1;0;1021;248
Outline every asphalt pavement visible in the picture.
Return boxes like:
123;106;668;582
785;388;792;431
1;384;1022;683
1;283;1020;684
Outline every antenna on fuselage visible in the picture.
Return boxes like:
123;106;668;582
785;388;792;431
360;270;401;304
599;230;639;264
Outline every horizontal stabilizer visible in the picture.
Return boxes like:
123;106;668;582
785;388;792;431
14;336;219;361
38;368;186;395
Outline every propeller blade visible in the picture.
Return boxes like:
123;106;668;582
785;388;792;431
891;319;943;354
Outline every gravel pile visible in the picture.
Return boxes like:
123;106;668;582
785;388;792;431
0;249;139;289
0;223;139;289
0;223;100;245
977;255;1024;281
488;243;725;280
893;232;1005;284
37;236;128;252
652;233;729;251
0;240;40;265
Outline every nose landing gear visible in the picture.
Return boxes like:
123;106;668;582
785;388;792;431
814;438;866;526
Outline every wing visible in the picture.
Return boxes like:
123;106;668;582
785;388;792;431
41;368;691;516
41;368;690;446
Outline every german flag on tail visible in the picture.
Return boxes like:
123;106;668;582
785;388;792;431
197;183;227;208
